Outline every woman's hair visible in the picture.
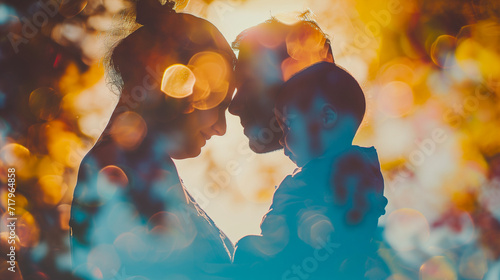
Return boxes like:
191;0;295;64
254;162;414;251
106;0;236;122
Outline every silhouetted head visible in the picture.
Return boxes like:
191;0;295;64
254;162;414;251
229;15;334;154
107;0;236;159
275;62;366;166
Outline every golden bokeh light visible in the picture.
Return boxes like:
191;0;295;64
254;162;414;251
97;165;129;201
87;244;121;279
38;175;68;206
0;143;31;178
17;211;40;248
2;0;500;278
281;21;331;81
29;87;62;121
297;211;334;248
249;215;289;256
0;143;30;167
110;111;148;151
0;231;20;256
285;22;326;62
188;51;231;110
384;208;430;252
161;64;197;99
59;0;88;19
419;256;457;280
57;204;72;231
106;202;140;235
379;62;416;85
377;81;415;117
0;190;28;211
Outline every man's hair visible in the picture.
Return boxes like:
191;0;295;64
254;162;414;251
232;12;334;81
276;62;366;133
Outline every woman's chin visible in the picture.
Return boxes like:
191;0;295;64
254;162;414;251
170;146;203;160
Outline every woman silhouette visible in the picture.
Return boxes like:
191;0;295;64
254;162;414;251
69;1;236;279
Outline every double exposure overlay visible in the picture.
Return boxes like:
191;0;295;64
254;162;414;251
0;0;499;279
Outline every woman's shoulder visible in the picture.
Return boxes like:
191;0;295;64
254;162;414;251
73;139;183;206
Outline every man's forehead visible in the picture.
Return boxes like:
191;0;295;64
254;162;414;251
236;45;282;66
236;48;264;70
236;49;284;85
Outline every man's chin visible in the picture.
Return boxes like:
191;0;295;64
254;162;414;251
242;124;283;153
248;137;282;154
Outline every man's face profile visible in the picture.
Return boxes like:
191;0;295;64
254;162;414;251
229;47;285;153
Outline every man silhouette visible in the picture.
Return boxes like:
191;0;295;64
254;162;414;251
228;18;390;280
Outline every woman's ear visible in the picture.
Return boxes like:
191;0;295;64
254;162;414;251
321;104;337;129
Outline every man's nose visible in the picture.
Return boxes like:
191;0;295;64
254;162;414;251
228;90;243;116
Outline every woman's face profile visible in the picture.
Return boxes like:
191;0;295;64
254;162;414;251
162;52;235;159
111;15;236;160
169;91;233;159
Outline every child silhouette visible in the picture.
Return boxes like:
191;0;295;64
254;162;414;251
233;62;388;280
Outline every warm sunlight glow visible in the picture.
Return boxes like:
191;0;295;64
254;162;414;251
188;51;231;110
161;64;197;98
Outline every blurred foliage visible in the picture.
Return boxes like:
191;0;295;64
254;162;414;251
0;0;499;279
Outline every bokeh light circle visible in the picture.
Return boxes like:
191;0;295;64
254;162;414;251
110;111;148;150
0;143;31;172
430;35;457;68
161;64;196;99
188;51;231;110
17;211;41;248
377;81;415;117
419;256;457;280
297;211;334;248
29;87;62;121
97;165;129;201
384;208;430;252
113;232;148;262
38;175;68;206
59;0;88;18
